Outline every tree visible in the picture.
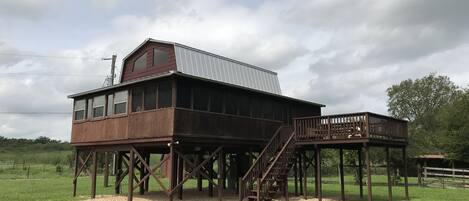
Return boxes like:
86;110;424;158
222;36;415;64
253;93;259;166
386;73;459;156
436;89;469;162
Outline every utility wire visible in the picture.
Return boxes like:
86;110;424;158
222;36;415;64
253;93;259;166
0;72;107;77
0;112;71;115
0;52;104;60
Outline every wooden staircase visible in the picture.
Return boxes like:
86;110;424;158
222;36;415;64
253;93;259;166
239;126;296;201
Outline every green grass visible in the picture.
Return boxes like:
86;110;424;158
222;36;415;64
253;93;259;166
1;171;469;201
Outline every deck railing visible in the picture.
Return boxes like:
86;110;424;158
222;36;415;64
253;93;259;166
294;112;407;143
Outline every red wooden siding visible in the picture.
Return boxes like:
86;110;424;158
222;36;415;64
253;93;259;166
121;42;177;82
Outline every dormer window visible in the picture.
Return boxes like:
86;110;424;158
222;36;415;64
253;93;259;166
153;48;168;66
133;52;147;71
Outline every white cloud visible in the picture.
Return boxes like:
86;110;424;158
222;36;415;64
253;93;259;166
1;0;469;140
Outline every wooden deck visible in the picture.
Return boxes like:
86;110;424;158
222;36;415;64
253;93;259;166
294;112;407;145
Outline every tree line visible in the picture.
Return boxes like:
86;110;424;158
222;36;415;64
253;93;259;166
387;73;469;162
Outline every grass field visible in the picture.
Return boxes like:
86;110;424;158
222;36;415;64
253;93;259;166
1;166;469;201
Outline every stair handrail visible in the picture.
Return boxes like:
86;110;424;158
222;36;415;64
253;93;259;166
260;131;296;183
239;125;286;199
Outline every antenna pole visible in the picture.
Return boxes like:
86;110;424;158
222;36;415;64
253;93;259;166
110;54;117;86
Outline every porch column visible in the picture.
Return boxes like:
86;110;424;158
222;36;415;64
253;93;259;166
365;144;372;201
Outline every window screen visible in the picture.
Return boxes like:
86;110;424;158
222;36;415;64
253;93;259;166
251;97;262;118
209;89;223;113
144;86;157;110
193;86;209;111
158;80;172;108
153;49;168;66
225;93;237;115
132;88;143;112
133;53;147;71
93;95;105;117
74;99;86;120
238;94;250;116
176;81;191;108
262;100;273;120
114;90;128;114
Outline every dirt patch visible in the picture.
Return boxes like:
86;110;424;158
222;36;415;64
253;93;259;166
84;189;340;201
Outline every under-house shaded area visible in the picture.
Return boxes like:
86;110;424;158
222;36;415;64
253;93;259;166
68;39;408;201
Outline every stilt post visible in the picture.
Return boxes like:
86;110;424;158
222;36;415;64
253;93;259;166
316;146;322;201
128;150;134;201
403;147;409;200
73;149;79;197
358;149;363;198
365;144;372;201
91;150;97;199
339;148;345;201
386;147;392;201
104;152;109;187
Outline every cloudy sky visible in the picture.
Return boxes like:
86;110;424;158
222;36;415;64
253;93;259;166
1;0;469;141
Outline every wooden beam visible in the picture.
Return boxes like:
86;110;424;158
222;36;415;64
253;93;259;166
365;144;372;201
294;154;298;196
130;147;169;194
145;154;150;192
358;149;363;198
209;157;214;197
128;149;134;201
115;152;123;194
170;144;176;201
298;152;303;196
403;147;409;200
177;154;183;199
140;155;145;195
339;148;345;201
73;149;79;197
197;154;203;191
218;148;224;201
91;151;97;199
316;147;322;201
386;147;392;201
303;150;308;199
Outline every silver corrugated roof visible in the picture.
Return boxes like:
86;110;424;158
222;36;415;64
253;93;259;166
173;44;282;94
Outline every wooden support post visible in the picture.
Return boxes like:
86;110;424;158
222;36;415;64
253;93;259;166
115;152;123;194
365;144;372;201
294;155;298;196
73;149;79;197
197;154;203;191
139;154;145;195
228;154;236;190
177;153;183;200
303;150;308;199
339;148;345;201
104;152;109;187
145;153;150;192
386;147;392;201
128;150;135;201
403;147;409;200
316;147;322;201
298;152;303;196
314;149;318;198
91;151;97;199
284;175;289;201
170;146;177;201
358;149;363;198
209;157;214;197
218;149;224;201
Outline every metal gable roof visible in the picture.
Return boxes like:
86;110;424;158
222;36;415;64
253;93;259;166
119;38;282;95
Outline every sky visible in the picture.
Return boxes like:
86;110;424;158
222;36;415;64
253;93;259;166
1;0;469;141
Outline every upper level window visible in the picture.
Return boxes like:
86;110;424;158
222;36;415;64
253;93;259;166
193;86;209;111
144;86;157;110
177;81;191;109
114;90;128;114
74;99;86;120
158;80;172;108
133;53;147;71
132;88;143;112
153;49;168;66
209;89;223;113
93;95;105;118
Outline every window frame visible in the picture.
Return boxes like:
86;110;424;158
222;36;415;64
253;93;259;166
73;99;86;121
133;52;148;72
92;95;106;118
153;48;169;66
113;90;128;115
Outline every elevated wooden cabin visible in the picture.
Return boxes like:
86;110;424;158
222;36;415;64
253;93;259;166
69;39;409;201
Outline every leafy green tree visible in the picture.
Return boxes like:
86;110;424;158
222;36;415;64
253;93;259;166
436;89;469;162
386;73;459;156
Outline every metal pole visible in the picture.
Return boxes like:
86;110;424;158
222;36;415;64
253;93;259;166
110;55;116;85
